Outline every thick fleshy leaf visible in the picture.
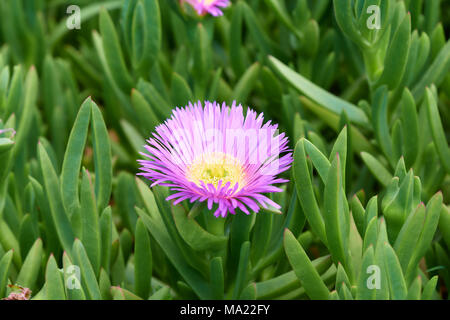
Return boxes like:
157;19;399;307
210;257;224;300
91;101;112;212
284;229;329;300
99;8;133;92
16;238;43;293
424;88;450;174
232;241;250;299
80;169;101;276
323;153;351;276
45;254;66;300
173;205;227;252
268;56;369;126
134;218;152;299
38;143;75;253
383;243;407;300
72;239;102;300
0;250;13;298
293;139;327;244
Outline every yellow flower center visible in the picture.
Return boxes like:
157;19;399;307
186;152;246;190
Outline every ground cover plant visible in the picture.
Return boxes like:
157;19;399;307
0;0;449;300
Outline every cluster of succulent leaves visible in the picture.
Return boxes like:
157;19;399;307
0;0;449;300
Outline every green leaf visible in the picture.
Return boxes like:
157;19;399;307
439;205;450;250
424;88;450;174
170;72;193;107
363;217;378;253
383;243;407;300
111;286;142;300
61;98;92;215
131;88;159;133
335;262;351;293
239;283;257;300
62;252;86;300
38;143;75;253
268;56;369;126
372;86;394;166
45;254;66;300
149;285;171;300
323;153;350;274
99;7;133;92
50;1;123;48
293;139;327;244
29;176;60;256
100;207;112;273
136;205;212;299
251;211;273;265
137;79;171;119
241;2;284;58
400;89;419;168
406;276;422;300
329;127;347;189
229;1;246;77
0;219;22;268
393;203;425;273
111;286;125;300
329;290;340;300
375;14;411;89
193;23;211;96
0;250;13;298
134;218;152;299
255;255;332;299
232;241;250;299
421;275;438;300
374;219;390;300
4;65;23;121
406;192;443;281
80;169;101;276
303;139;330;182
412;40;450;100
231;62;260;104
263;0;302;40
18;213;38;258
300;20;319;58
299;96;375;154
121;119;146;155
333;0;366;48
228;211;253;278
350;194;366;237
72;239;102;300
16;238;43;293
382;171;416;242
172;205;227;252
338;282;354;300
131;0;161;73
0;138;14;156
91;101;112;212
99;268;112;300
129;1;145;68
356;246;375;300
210;257;224;300
283;229;329;300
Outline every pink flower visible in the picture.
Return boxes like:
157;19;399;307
138;101;293;217
181;0;231;17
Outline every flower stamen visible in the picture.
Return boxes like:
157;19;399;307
187;152;246;190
